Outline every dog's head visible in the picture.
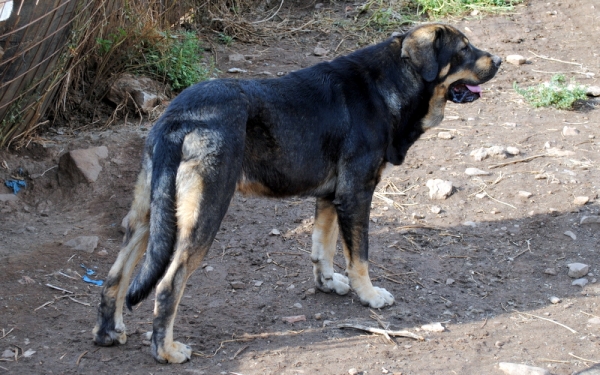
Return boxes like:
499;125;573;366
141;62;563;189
399;23;501;104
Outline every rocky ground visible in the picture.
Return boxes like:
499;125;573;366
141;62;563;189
1;0;600;374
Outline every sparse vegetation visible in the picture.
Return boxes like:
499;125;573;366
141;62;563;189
412;0;522;18
514;75;588;110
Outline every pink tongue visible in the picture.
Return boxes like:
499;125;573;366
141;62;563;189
466;84;482;93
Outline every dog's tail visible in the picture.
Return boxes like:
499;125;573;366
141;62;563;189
125;124;189;310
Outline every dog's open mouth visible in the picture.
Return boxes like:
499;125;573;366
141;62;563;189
448;83;482;103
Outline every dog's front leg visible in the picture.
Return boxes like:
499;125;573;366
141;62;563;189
334;191;394;308
311;198;350;296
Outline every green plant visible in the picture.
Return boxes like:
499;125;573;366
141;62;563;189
412;0;521;18
96;27;127;55
218;33;234;46
137;31;210;91
513;75;588;110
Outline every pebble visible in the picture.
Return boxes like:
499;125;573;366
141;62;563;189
495;341;505;348
568;263;589;278
549;296;561;304
430;205;442;214
564;231;577;240
293;302;303;309
348;369;359;375
97;249;109;256
426;179;453;200
438;131;453;139
588;317;600;325
64;236;99;253
446;278;455;285
465;167;490;176
506;55;527;65
498;362;551;375
305;288;316;295
518;191;533;198
562;126;580;136
227;68;247;73
581;216;600;225
314;313;322;320
544;268;557;276
228;53;245;62
313;47;329;56
420;322;445;332
282;315;306;323
205;266;214;272
505;146;520;155
572;278;589;287
230;281;246;289
254;280;263;287
463;221;477;227
2;349;14;358
270;228;281;236
574;196;589;206
586;85;600;97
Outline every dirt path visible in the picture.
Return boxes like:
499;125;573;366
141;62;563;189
1;1;599;374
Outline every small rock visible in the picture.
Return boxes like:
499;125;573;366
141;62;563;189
426;179;453;200
587;317;600;325
581;216;600;225
518;191;533;198
314;313;322;320
437;131;453;139
313;47;329;56
446;278;455;285
2;349;14;358
270;228;281;236
546;147;575;157
572;278;589;287
562;126;580;136
574;196;589;206
106;74;167;113
506;55;527;65
227;68;247;73
544;268;557;276
64;236;99;253
97;249;109;256
549;296;561;304
470;147;489;161
568;263;590;278
465;167;490;176
586;85;600;97
58;147;109;186
463;221;477;228
564;231;577;240
305;288;316;296
293;302;303;309
421;322;445;332
498;362;551;375
254;280;263;287
430;205;442;214
230;281;246;289
495;341;504;348
142;340;151;346
348;369;359;375
505;146;520;155
23;349;35;358
228;53;245;62
282;315;306;324
205;266;214;272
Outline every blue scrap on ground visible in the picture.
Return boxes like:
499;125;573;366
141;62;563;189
5;179;26;194
80;263;103;286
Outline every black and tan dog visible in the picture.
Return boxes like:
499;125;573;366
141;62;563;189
93;23;500;363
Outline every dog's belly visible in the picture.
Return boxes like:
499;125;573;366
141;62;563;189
236;169;336;198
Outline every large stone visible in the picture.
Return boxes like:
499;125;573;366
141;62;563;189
568;263;589;278
64;236;99;253
58;146;108;186
107;74;167;113
498;362;551;375
426;179;453;200
0;194;18;202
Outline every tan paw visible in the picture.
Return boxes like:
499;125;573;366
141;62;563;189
155;341;192;364
316;272;350;295
358;286;395;308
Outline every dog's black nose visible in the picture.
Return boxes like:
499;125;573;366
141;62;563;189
492;55;502;68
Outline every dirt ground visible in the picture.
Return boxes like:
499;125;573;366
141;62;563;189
1;0;600;374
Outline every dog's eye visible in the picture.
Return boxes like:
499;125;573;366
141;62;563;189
461;45;470;53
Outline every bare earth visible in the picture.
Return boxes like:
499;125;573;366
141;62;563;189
1;0;600;374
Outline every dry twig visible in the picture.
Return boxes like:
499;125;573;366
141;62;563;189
338;323;424;341
514;310;577;333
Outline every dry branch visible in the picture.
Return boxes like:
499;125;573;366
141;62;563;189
337;323;424;341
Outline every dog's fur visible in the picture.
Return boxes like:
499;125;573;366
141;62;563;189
93;23;501;363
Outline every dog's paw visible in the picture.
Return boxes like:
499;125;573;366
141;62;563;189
92;324;127;346
358;286;395;308
154;341;192;364
316;272;350;295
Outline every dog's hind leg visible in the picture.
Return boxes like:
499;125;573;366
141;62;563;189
151;129;240;364
93;160;152;346
311;198;350;295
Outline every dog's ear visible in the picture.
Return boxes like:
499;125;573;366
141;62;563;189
401;26;440;82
